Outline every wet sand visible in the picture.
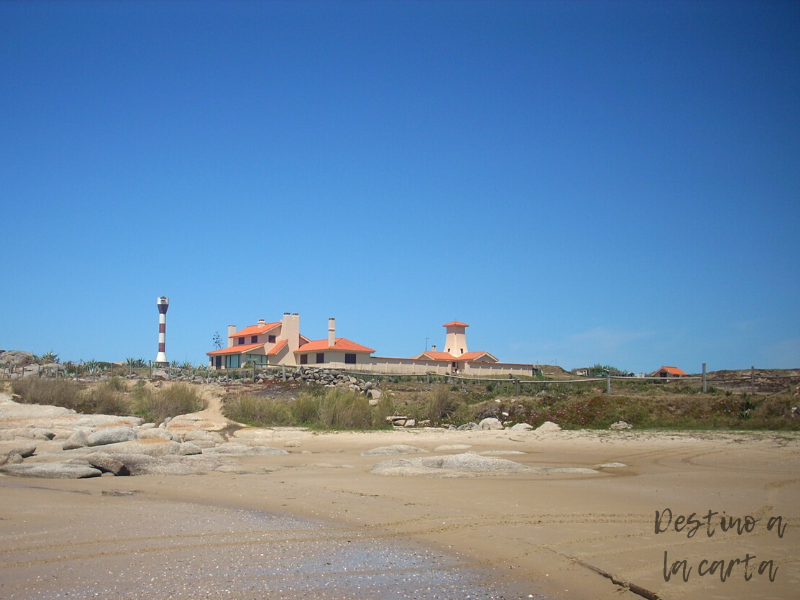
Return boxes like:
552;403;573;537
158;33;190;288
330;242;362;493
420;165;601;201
1;428;798;600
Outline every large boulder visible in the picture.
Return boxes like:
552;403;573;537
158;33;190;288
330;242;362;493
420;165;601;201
97;439;181;456
0;462;102;479
535;421;561;433
84;452;129;475
0;350;36;367
62;430;89;450
8;443;37;458
479;417;504;430
87;427;137;447
510;423;533;431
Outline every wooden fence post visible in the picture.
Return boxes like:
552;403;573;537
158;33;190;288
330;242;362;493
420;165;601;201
606;372;611;394
751;366;755;394
702;363;707;393
514;379;519;396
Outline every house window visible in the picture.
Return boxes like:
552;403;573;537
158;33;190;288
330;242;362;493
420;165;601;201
268;335;276;343
251;336;258;344
345;353;356;364
300;354;308;365
316;353;324;364
238;337;245;345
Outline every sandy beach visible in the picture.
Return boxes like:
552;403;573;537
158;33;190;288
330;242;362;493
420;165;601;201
1;424;797;600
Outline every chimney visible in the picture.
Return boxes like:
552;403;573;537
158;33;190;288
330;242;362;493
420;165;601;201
328;317;336;347
227;325;236;348
257;318;265;326
431;345;437;352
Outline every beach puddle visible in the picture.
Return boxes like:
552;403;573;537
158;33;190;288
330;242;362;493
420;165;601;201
0;496;539;599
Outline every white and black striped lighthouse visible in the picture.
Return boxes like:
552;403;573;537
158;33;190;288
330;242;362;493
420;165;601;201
155;296;169;367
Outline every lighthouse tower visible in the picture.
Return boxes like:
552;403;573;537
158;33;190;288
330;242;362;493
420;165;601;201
155;296;169;367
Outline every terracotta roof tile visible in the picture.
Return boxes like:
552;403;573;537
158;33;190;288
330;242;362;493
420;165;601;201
295;338;375;354
207;343;264;356
442;320;469;328
231;322;280;338
655;366;687;376
267;339;288;355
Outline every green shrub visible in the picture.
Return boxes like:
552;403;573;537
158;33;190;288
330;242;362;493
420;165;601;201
11;378;84;410
223;394;293;426
426;385;463;421
132;383;206;425
292;394;321;425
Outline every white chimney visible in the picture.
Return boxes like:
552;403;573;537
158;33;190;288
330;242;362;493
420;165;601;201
227;325;236;348
257;318;265;326
431;345;437;352
328;317;336;347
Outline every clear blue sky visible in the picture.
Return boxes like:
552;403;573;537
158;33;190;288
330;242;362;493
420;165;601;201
1;0;798;373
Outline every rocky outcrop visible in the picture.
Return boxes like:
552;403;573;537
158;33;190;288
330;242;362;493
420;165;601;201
0;462;102;479
87;427;137;447
361;445;429;456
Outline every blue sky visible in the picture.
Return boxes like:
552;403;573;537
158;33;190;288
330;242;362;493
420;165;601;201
1;0;798;373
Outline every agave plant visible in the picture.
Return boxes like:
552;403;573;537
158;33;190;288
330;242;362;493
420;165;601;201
40;351;60;364
84;360;101;375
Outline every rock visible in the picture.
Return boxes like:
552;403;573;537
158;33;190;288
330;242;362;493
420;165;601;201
370;452;532;477
185;439;216;449
85;452;129;475
0;462;102;479
5;453;24;465
361;445;429;456
610;421;633;430
139;423;157;430
9;443;37;458
203;442;288;456
368;398;380;406
284;440;301;448
535;421;561;432
96;439;181;456
30;428;55;440
457;422;479;431
367;389;382;400
479;417;504;430
510;423;533;431
137;429;176;441
108;454;226;476
0;350;36;367
403;419;416;428
249;446;290;456
87;427;137;447
596;462;627;468
178;442;203;456
434;444;472;451
184;430;214;442
62;430;89;450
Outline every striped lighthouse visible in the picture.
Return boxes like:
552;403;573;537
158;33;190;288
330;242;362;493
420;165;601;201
155;296;169;367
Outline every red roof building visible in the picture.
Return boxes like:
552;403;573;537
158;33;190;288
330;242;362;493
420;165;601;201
652;366;688;377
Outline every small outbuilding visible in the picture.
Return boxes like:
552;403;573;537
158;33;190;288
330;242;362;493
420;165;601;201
652;366;687;378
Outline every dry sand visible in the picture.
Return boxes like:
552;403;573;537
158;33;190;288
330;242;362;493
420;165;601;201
1;426;798;599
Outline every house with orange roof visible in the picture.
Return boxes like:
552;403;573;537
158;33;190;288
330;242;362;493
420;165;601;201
207;314;536;376
294;318;376;366
651;366;688;378
207;313;309;369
